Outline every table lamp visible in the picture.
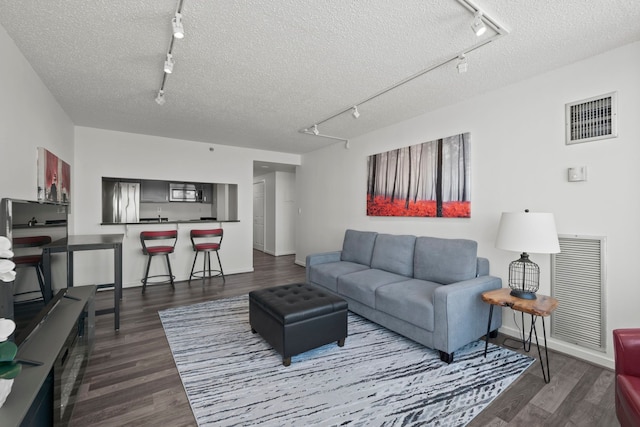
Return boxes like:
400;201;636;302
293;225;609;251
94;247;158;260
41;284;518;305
495;210;560;300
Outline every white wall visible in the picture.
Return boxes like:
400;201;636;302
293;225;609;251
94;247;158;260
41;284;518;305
0;25;74;202
296;41;640;368
73;127;300;287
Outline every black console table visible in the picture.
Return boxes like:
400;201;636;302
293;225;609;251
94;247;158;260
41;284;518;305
0;286;95;426
42;234;123;330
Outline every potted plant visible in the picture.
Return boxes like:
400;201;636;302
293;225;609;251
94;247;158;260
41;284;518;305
0;236;20;408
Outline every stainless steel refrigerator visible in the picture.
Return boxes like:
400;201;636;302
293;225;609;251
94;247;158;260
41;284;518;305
102;181;140;223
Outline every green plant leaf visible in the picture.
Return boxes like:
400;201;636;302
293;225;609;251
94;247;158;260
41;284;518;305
0;341;17;363
0;361;21;379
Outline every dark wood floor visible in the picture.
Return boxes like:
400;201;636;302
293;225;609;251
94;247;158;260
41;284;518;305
70;251;618;426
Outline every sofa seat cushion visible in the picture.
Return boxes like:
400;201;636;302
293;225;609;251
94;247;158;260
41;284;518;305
337;269;411;308
414;236;478;284
341;229;378;266
375;279;439;331
308;261;370;292
370;233;416;277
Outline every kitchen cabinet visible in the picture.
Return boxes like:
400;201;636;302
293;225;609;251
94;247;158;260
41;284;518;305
141;180;168;203
200;183;214;204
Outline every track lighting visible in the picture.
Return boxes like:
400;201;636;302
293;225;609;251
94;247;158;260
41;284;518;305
312;124;319;136
172;12;184;39
155;90;166;105
352;106;360;119
457;55;468;73
164;53;174;74
471;11;486;36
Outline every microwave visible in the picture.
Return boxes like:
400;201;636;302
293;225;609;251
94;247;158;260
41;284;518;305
169;183;202;202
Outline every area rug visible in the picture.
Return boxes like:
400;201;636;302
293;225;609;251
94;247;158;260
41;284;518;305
159;294;533;426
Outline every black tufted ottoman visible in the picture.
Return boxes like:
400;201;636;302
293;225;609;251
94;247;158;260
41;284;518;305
249;283;348;366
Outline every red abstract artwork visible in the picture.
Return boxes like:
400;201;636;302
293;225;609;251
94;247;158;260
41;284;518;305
367;133;470;218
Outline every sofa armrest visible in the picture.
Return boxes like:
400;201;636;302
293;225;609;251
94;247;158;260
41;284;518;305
477;257;490;277
305;251;342;283
433;276;503;354
614;329;640;378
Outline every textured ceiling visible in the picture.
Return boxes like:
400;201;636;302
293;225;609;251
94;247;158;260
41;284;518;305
1;1;639;155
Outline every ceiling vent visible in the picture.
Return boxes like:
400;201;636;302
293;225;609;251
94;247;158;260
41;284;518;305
565;92;617;145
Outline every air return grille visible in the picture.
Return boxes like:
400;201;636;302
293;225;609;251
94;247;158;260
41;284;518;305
565;92;617;145
550;235;606;352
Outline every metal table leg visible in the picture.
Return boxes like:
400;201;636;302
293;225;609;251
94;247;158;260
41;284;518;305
530;314;551;383
484;304;494;357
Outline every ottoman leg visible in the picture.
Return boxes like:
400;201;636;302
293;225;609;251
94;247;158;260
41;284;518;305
283;357;291;367
338;338;345;347
251;327;257;334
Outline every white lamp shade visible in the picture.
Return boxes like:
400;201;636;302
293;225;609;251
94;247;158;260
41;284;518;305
495;211;560;254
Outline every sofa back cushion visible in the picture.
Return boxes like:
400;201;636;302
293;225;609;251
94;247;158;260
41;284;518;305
370;234;416;277
414;236;478;284
341;229;378;266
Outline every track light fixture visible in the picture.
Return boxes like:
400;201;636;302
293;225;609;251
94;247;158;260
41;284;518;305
457;55;468;73
155;90;166;105
154;0;185;105
471;11;486;36
299;0;508;146
172;12;185;39
164;53;174;74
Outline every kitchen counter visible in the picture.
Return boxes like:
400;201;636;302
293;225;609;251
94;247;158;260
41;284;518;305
101;219;240;225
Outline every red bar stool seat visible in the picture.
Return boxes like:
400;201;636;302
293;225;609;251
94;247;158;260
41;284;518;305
189;228;225;284
140;230;177;294
13;235;52;301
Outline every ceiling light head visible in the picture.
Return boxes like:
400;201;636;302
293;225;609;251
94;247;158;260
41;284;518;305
164;53;174;74
155;90;166;105
172;12;184;39
471;11;487;36
352;106;360;119
457;55;468;73
312;124;319;136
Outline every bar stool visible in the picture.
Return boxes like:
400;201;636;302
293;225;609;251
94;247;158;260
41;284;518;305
189;228;225;284
140;230;177;294
12;235;52;301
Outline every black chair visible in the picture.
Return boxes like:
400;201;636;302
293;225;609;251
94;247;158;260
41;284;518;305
140;230;177;294
13;235;52;301
189;228;224;284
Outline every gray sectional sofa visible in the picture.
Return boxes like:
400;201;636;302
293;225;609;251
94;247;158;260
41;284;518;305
305;229;502;363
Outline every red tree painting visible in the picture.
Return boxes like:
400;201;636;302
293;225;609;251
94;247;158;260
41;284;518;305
367;133;470;218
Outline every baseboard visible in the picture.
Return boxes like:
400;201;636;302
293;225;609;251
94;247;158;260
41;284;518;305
122;266;255;289
294;259;306;267
498;325;614;370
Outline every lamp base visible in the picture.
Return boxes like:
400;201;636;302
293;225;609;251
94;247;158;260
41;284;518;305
509;289;537;300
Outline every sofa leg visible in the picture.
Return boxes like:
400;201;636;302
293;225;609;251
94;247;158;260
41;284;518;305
439;351;454;364
489;329;499;339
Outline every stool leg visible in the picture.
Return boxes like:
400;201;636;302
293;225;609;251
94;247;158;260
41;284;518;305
202;251;207;284
189;251;198;284
142;255;152;294
165;254;175;290
216;251;225;283
207;251;212;279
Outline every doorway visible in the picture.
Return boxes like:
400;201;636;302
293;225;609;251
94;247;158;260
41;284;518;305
253;180;265;252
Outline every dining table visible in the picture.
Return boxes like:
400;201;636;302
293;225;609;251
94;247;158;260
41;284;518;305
41;233;123;330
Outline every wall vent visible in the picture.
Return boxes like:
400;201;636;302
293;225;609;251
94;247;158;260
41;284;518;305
550;235;606;352
565;92;617;145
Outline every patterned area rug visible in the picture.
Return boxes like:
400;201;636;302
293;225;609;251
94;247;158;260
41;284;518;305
159;294;533;426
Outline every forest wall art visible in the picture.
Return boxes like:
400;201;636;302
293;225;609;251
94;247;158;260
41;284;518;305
366;132;470;218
